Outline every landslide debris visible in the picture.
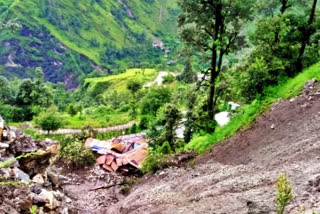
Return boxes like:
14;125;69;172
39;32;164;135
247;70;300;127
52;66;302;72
106;80;320;214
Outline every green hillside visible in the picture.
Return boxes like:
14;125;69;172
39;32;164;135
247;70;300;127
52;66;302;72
0;0;179;87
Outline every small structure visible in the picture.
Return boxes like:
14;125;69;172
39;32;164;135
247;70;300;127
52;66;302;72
85;133;149;174
228;102;240;111
215;112;230;126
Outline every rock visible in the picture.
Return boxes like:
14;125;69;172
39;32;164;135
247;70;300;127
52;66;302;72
13;168;31;182
46;166;61;187
270;124;275;129
39;189;60;210
32;174;45;185
31;192;49;204
53;190;65;201
247;201;272;214
0;143;9;148
31;185;42;194
18;197;33;211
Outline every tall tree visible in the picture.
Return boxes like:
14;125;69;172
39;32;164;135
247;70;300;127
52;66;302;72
296;0;318;73
178;0;254;121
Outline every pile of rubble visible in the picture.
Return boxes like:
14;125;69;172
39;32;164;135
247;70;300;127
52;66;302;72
0;116;66;213
85;133;149;174
0;116;58;160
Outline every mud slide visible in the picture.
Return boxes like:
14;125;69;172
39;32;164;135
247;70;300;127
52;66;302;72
107;81;320;213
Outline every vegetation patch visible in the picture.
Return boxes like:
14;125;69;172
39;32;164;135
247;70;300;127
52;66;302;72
186;62;320;153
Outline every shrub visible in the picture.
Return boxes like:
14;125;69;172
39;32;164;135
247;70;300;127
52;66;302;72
67;104;77;117
59;137;96;168
276;173;294;214
140;87;171;116
118;104;130;112
162;74;175;84
156;141;173;155
129;123;139;134
36;112;62;134
139;115;152;130
140;150;172;174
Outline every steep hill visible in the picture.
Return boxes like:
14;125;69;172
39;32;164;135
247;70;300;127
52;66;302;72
0;0;179;87
106;80;320;213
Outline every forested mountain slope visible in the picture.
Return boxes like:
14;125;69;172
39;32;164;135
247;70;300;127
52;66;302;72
0;0;179;88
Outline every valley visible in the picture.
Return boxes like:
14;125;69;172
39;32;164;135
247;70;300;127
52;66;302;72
1;0;320;213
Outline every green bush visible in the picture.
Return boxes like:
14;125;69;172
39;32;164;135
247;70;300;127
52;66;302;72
140;87;171;116
36;112;62;134
162;74;175;84
118;104;130;112
59;137;96;167
140;150;172;174
156;141;173;155
276;174;294;214
139;115;152;130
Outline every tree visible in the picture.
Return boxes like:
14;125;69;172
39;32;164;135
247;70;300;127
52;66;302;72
148;104;182;149
36;112;62;134
0;76;13;104
127;80;142;119
16;79;34;106
178;0;254;122
127;80;142;95
140;87;171;116
179;53;196;84
296;0;319;73
67;104;77;117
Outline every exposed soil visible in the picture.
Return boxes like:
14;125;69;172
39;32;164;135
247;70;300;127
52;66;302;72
106;82;320;213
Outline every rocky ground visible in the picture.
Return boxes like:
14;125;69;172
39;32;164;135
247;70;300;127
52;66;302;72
2;80;320;214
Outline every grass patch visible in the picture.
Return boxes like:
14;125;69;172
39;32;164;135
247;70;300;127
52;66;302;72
85;68;157;94
0;158;16;169
186;62;320;153
0;181;30;187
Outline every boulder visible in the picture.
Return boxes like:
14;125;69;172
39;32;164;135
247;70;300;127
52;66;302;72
32;174;45;185
13;167;31;182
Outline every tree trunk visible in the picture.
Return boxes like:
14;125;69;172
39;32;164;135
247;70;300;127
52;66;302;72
296;0;318;74
208;2;223;121
280;0;290;14
208;46;218;120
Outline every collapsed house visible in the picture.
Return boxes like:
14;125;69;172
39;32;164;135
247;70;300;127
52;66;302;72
85;133;149;174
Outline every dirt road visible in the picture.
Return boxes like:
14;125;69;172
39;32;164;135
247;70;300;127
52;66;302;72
37;122;134;135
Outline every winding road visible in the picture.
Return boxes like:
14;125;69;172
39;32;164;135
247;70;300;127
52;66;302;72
37;122;135;135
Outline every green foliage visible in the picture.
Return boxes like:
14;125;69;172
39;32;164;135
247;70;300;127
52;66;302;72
127;80;142;95
0;158;16;169
0;0;179;83
177;54;196;84
140;87;172;116
36;111;62;134
0;181;30;187
156;141;173;155
148;103;182;149
139;115;152;130
276;174;294;214
59;136;96;167
186;61;320;154
140;150;172;174
67;104;78;117
129;123;139;134
30;205;38;214
162;74;175;84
